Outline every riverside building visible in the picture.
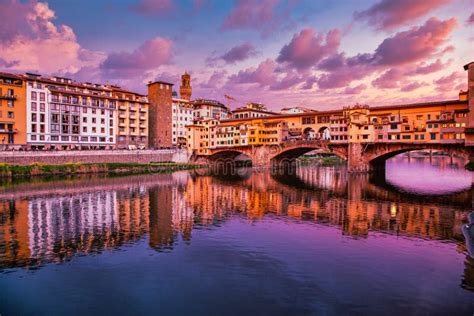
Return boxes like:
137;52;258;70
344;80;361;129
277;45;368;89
0;73;27;147
148;72;231;148
24;73;117;150
111;87;149;149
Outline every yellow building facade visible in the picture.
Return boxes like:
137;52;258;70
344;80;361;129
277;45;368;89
186;93;469;155
0;73;27;146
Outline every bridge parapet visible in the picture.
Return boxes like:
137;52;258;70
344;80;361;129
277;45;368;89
202;140;473;173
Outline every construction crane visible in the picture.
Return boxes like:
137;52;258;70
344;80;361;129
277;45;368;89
224;94;236;109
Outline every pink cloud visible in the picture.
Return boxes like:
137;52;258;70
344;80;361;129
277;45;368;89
355;0;451;30
199;70;228;89
400;81;427;92
227;58;278;87
270;71;302;90
0;1;105;75
372;17;457;66
101;37;174;78
433;71;464;91
372;68;404;89
277;28;341;70
467;13;474;24
314;17;456;90
131;0;174;16
207;42;258;65
406;59;450;75
316;64;373;89
221;0;290;36
301;76;317;90
344;84;367;94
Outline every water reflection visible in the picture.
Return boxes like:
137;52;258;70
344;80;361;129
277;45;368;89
1;157;474;296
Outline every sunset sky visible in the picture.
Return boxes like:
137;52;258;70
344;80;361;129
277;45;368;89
0;0;472;110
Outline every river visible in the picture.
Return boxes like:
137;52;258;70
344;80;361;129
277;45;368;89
1;156;473;315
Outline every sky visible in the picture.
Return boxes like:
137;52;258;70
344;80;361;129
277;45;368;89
0;0;473;110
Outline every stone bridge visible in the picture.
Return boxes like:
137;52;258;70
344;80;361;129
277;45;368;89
196;140;473;173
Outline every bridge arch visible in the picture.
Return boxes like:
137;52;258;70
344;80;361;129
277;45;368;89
207;149;252;162
303;127;316;140
270;143;347;166
365;144;470;170
318;126;331;140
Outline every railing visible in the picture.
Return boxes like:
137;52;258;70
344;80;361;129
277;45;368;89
0;94;16;100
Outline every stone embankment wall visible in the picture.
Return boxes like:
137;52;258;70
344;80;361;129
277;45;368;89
0;149;190;165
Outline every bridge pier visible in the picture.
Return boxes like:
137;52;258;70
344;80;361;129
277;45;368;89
347;143;373;173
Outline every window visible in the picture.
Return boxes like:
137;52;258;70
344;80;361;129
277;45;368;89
51;124;60;133
7;112;14;118
83;107;87;114
390;124;398;129
7;100;13;108
31;91;37;100
40;103;45;112
32;113;37;122
430;133;436;140
51;114;59;123
40;92;45;101
31;124;37;132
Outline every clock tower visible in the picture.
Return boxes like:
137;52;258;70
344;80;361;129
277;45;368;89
179;71;192;101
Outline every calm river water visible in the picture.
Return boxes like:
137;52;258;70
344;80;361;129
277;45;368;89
1;156;474;315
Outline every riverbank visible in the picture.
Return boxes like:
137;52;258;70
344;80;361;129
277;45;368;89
297;156;346;166
0;162;203;178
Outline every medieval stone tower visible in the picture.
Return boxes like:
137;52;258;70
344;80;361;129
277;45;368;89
179;72;192;101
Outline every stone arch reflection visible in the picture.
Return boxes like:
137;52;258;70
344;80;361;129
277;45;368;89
0;168;472;291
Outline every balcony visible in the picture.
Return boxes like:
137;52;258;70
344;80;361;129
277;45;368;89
119;105;127;110
140;107;147;112
129;115;136;119
139;115;146;120
140;123;146;128
0;94;16;100
0;128;17;134
119;113;126;119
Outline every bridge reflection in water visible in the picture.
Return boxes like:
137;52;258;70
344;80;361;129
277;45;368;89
0;162;473;291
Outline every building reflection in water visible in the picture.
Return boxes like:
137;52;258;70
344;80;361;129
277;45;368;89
0;162;473;290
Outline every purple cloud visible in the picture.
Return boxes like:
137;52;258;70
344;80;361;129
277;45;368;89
400;81;427;92
344;84;367;94
220;0;292;36
101;37;174;78
277;28;341;70
131;0;174;16
208;42;258;65
354;0;451;30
